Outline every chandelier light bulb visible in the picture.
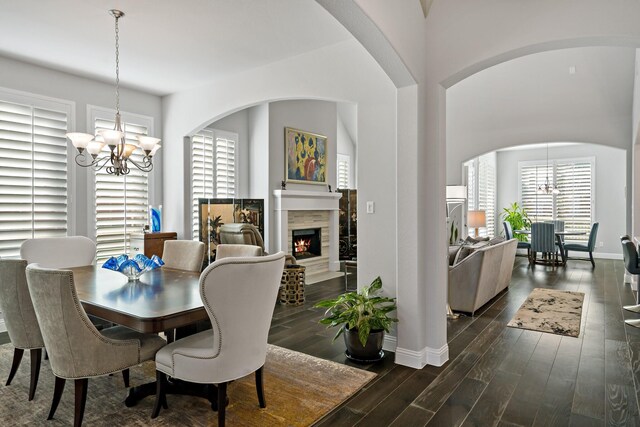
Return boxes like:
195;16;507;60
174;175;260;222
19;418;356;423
66;133;94;150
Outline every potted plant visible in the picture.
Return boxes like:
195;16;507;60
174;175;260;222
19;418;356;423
314;276;398;362
501;202;531;242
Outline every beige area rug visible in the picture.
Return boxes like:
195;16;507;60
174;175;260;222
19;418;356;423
0;344;375;426
507;288;585;337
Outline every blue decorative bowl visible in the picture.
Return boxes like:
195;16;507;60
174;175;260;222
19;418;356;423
102;254;164;281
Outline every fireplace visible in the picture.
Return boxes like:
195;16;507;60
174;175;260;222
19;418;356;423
292;228;322;260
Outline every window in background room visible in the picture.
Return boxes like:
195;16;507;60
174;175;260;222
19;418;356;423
465;152;496;237
519;158;593;241
93;113;152;263
337;154;350;189
0;94;71;258
191;129;237;239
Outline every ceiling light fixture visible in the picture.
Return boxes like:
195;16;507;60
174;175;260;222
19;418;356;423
66;9;160;176
537;143;560;195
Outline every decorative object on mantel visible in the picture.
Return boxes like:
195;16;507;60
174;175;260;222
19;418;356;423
285;127;327;184
102;253;164;281
315;276;397;363
328;184;332;192
281;180;287;190
66;10;161;176
507;288;584;337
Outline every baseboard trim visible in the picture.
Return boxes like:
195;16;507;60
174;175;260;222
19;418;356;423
592;252;622;260
383;334;397;353
0;318;6;333
394;343;449;369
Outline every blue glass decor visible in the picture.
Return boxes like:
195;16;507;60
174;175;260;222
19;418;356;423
149;205;162;232
102;254;164;281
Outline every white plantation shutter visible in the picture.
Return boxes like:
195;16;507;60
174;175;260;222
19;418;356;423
94;118;150;263
556;160;592;241
466;153;496;237
0;98;69;258
467;160;477;211
191;129;237;239
519;159;593;241
520;163;553;222
337;154;350;189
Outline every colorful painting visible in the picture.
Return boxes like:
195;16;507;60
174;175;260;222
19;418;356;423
285;127;327;184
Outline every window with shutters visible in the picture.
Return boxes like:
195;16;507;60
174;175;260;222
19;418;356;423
92;108;153;263
465;153;496;237
337;154;350;189
0;92;72;258
191;129;237;239
519;158;593;241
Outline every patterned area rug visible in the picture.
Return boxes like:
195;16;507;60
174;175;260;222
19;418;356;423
0;344;375;426
507;288;585;337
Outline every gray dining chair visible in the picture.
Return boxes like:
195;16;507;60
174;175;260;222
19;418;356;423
20;236;96;268
563;223;599;268
503;221;530;256
162;240;205;272
529;222;556;265
25;264;166;427
215;244;262;259
151;252;286;426
621;240;640;328
0;259;44;401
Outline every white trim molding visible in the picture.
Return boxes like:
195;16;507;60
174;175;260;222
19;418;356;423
591;252;622;260
0;317;6;333
394;344;449;369
383;334;397;353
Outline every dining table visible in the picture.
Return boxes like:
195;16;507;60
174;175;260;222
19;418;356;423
70;265;217;408
514;229;587;266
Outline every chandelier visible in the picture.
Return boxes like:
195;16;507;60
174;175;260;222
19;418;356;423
66;10;160;176
537;143;560;195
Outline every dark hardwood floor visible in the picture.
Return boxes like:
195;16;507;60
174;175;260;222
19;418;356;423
2;258;639;426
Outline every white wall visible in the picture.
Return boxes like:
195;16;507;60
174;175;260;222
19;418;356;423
205;109;250;198
337;111;357;188
0;55;163;238
497;144;626;256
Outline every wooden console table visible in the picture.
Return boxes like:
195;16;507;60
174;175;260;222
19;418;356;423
130;232;177;258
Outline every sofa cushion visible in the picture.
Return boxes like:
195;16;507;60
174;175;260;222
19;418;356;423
449;245;461;266
488;236;506;246
465;236;490;244
453;241;489;265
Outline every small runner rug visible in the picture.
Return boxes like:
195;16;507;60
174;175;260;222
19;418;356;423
507;288;585;337
0;343;375;426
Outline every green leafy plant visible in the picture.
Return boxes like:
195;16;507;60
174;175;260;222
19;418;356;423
501;202;531;242
314;277;398;347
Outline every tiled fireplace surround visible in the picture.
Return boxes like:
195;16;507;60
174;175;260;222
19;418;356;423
272;190;341;276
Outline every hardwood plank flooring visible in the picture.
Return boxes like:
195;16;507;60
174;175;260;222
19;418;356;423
2;257;639;426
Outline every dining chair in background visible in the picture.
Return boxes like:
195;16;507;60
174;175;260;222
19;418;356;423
563;222;599;268
151;252;286;426
529;222;556;265
25;264;166;427
20;236;96;268
621;239;640;328
503;221;531;256
215;244;262;260
0;259;44;401
162;240;205;272
219;223;266;254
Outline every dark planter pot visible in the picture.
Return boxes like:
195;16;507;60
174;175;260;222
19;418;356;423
343;326;385;363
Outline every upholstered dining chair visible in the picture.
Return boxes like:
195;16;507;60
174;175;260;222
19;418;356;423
20;236;96;268
215;244;262;260
529;222;556;265
503;221;531;256
0;259;44;401
25;264;166;427
621;239;640;327
564;223;599;268
162;240;205;272
151;252;286;426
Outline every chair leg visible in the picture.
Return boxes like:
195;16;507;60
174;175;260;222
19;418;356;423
151;371;167;419
74;378;88;427
6;348;24;386
589;252;595;268
48;376;66;420
122;369;129;388
218;382;228;427
29;348;42;401
255;366;266;408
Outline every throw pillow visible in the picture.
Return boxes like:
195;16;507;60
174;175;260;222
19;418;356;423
448;245;462;266
488;236;506;246
465;235;490;244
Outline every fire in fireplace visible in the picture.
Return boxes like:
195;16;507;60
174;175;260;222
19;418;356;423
292;228;321;260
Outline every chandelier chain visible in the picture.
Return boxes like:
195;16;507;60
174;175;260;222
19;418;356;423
114;13;120;115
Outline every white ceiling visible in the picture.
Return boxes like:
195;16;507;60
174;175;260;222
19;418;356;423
0;0;352;96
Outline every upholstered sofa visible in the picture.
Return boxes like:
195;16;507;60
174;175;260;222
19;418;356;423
448;238;518;315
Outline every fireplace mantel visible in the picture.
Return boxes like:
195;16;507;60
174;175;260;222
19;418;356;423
272;190;341;274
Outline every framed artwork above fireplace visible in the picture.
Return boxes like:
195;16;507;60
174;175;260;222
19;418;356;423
285;127;327;185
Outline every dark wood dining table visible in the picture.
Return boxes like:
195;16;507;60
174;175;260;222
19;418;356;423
70;265;216;407
515;230;587;266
